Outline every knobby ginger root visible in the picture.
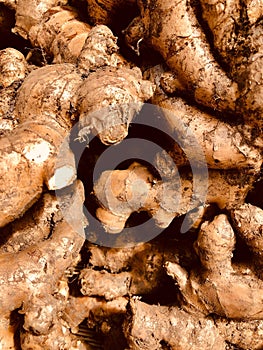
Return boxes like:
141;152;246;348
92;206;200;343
28;6;92;64
0;7;152;228
22;5;125;68
231;203;263;261
0;63;81;227
0;47;27;88
166;214;263;319
94;162;253;232
76;66;154;145
80;241;174;299
0;192;61;253
0;48;28;132
124;299;226;350
0;181;85;349
125;0;238;112
0;0;68;39
199;0;263;138
0;40;153;228
124;299;263;350
152;93;262;172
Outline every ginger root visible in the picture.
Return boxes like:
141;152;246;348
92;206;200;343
124;299;226;350
0;20;154;227
0;181;85;349
152;93;262;172
124;299;263;350
0;0;262;349
125;0;238;112
94;162;254;233
166;214;263;319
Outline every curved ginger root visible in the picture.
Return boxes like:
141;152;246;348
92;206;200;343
94;162;253;233
0;181;85;349
0;48;29;133
166;214;263;319
125;0;238;112
199;0;263;140
0;24;154;228
153;94;262;172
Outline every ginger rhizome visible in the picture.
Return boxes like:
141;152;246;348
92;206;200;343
0;181;86;350
166;214;263;319
0;0;262;349
94;161;254;233
0;19;154;227
125;0;238;112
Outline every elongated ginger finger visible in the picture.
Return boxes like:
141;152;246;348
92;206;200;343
94;162;253;233
28;6;91;64
0;181;85;349
124;299;225;350
125;0;238;112
231;203;263;261
153;94;262;172
166;214;263;319
200;0;263;141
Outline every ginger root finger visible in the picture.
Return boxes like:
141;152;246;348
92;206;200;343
125;0;238;112
166;214;263;319
199;0;263;139
0;48;29;133
76;66;154;145
0;181;85;348
124;299;226;350
0;47;27;88
94;162;253;233
231;203;263;261
152;94;262;172
28;6;91;64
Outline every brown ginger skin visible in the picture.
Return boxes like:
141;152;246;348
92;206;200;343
151;93;262;172
0;181;86;349
0;63;81;227
124;299;226;350
124;299;263;350
199;0;263;139
94;162;254;233
166;214;263;319
0;48;29;133
86;0;137;27
28;6;92;64
231;203;263;265
125;0;238;112
0;20;154;228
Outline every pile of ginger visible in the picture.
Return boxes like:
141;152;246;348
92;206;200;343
0;0;262;349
